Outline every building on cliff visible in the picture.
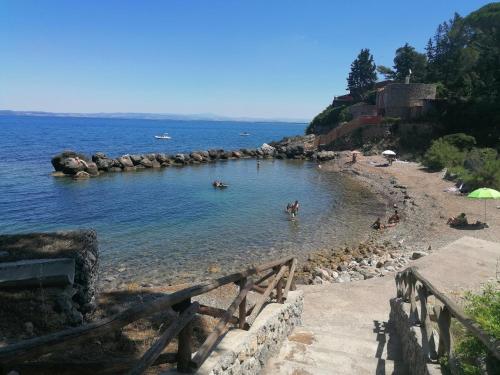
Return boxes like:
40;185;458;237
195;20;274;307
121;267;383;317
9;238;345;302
376;83;437;120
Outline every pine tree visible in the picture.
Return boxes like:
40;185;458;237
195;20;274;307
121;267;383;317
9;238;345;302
347;48;377;100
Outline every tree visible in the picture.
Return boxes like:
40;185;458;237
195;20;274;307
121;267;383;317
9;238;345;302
377;43;427;82
347;48;377;99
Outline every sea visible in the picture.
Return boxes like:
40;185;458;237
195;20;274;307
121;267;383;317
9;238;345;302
0;115;385;287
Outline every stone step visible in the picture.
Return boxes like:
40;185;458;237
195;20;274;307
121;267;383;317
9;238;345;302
268;354;405;375
286;329;401;360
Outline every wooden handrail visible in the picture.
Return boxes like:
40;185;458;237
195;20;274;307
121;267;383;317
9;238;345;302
395;267;500;361
0;255;297;374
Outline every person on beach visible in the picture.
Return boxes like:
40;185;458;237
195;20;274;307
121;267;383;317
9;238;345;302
447;213;468;226
388;210;400;224
371;217;383;230
372;217;396;230
291;200;300;217
286;203;292;213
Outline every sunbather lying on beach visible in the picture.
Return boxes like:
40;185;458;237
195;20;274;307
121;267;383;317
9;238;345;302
388;210;400;224
371;217;397;230
446;213;468;227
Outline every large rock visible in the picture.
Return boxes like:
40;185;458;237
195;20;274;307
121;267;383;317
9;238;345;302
61;157;86;175
85;162;99;176
316;151;336;161
190;152;204;162
139;157;153;168
118;155;134;168
129;154;143;165
51;151;88;172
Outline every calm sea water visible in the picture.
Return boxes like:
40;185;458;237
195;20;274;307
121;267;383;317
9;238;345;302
0;115;385;287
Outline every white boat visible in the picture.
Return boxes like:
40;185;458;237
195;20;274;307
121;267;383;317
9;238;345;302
240;132;251;136
155;133;171;140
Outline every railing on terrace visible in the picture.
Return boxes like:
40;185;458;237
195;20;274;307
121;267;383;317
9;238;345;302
0;256;298;374
395;267;500;370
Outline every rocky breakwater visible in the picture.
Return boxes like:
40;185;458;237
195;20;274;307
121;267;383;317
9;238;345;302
51;135;338;178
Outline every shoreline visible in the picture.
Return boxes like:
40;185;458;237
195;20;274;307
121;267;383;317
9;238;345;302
296;151;500;284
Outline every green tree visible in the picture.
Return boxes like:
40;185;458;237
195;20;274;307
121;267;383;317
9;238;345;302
347;48;377;100
377;43;427;82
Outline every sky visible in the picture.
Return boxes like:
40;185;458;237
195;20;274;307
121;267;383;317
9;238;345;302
0;0;493;121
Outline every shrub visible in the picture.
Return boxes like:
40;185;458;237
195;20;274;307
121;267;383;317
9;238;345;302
423;139;466;171
442;133;477;150
306;105;348;134
452;284;500;374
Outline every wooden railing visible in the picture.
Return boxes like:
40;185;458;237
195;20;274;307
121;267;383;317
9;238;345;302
0;256;298;374
395;267;500;368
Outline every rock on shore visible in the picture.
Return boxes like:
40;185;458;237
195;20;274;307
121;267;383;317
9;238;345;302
51;135;338;177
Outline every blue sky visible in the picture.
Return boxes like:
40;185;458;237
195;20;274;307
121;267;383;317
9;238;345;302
0;0;493;121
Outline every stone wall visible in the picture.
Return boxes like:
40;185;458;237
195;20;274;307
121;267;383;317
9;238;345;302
348;103;378;119
389;298;442;375
0;230;99;314
379;83;436;119
195;291;303;375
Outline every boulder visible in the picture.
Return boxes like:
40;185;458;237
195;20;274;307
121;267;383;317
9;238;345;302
190;152;204;162
151;160;161;168
130;154;143;165
316;151;336;161
146;153;157;161
156;153;169;163
260;143;275;156
94;157;113;171
85;162;99;176
139;157;153;168
92;152;107;162
61;158;86;175
51;151;88;172
175;154;187;164
208;149;220;159
118;155;134;168
232;151;242;158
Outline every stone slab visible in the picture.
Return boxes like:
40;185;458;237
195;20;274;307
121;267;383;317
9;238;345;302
0;258;75;288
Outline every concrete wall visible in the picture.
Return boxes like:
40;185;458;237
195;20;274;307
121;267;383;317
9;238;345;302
195;291;304;375
389;298;441;375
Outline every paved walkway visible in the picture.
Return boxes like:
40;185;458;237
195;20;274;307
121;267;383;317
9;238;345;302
265;236;499;375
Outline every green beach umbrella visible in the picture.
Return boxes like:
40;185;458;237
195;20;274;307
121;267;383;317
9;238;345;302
467;188;500;223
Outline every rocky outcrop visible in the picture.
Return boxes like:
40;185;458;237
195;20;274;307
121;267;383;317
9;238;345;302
50;135;339;178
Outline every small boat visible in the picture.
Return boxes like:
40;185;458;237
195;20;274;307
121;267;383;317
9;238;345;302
155;133;171;140
239;132;251;136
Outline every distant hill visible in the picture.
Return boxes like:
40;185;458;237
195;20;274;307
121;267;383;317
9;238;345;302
0;110;308;124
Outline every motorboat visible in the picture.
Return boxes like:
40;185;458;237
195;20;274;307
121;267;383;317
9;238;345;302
239;132;251;136
155;133;171;139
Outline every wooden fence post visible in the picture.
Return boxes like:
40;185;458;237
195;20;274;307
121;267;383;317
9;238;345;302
239;277;247;329
173;298;193;373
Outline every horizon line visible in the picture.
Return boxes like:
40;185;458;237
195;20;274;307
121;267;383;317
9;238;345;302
0;109;310;124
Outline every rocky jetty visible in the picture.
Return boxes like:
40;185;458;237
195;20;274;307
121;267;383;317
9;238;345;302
51;135;338;177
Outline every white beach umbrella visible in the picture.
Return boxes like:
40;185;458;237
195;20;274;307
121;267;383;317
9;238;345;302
382;150;396;156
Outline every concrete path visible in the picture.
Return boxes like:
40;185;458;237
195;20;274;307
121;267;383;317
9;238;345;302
265;236;499;375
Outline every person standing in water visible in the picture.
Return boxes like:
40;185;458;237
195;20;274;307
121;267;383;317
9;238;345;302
291;200;300;217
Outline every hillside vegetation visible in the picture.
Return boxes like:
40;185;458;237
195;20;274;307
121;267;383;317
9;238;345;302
308;2;500;190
